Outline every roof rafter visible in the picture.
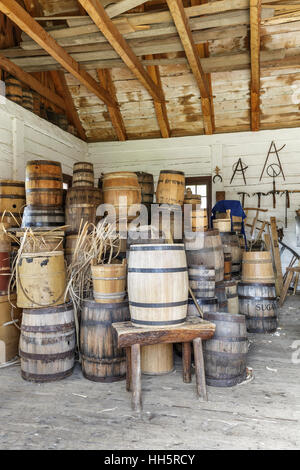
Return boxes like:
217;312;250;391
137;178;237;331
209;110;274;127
250;0;261;131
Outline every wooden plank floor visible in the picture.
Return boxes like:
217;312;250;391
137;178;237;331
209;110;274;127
0;297;300;450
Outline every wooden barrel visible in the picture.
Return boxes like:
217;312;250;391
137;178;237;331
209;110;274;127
242;251;275;284
213;218;231;232
65;235;78;265
91;261;126;303
65;204;96;234
5;76;22;105
17;251;67;309
215;281;228;312
22;89;33;112
220;232;242;274
80;299;130;382
73;162;94;188
156;170;185;206
187;297;218;317
184;209;208;232
32;91;40;116
184;230;224;282
141;344;174;375
128;244;188;327
21;205;64;228
151;204;183;243
0;251;10;294
20;302;75;382
238;282;277;333
0;180;26;224
25;160;63;207
232;216;242;233
20;236;63;253
136;172;154;204
188;265;215;298
0;293;22;364
184;189;201;207
203;312;248;387
223;280;239;314
102;172;141;219
224;252;232;280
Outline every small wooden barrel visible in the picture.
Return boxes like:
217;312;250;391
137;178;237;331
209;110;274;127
21;205;64;228
141;344;174;375
0;180;26;222
20;302;75;382
215;281;228;312
32;91;40;116
183;193;207;232
17;251;67;309
232;216;242;233
187;297;218;317
102;172;141;219
91;261;127;304
5;76;22;105
73;162;94;187
220;232;242;274
242;251;275;284
156;170;185;206
0;251;10;294
22;89;33;112
80;299;130;382
25;160;63;207
184;189;201;207
224;252;232;280
213;218;231;232
184;230;224;282
238;282;277;333
223;280;239;314
0;293;22;364
128;244;188;327
203;312;248;387
136;172;154;204
188;265;215;298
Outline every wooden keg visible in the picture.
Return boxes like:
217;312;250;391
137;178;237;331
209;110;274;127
20;302;75;382
203;312;248;387
80;299;130;382
32;91;40;116
25;160;63;207
128;244;189;327
242;251;275;284
91;261;127;304
223;280;239;314
215;281;228;312
22;89;33;112
5;76;22;105
184;208;208;232
220;232;242;274
238;282;277;333
102;172;141;219
17;251;67;309
188;265;215;298
224;252;232;280
0;180;26;226
151;204;183;243
184;189;201;207
0;250;10;294
136;172;154;204
156;170;185;206
73;162;94;188
21;205;64;228
187;297;218;318
184;230;224;282
141;344;174;375
0;293;22;364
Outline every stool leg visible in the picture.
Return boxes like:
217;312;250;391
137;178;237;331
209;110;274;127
279;270;294;306
131;344;142;412
193;338;208;401
182;342;192;383
126;347;132;392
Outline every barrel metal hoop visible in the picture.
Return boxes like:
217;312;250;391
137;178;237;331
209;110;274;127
21;322;75;333
204;313;245;323
238;295;277;301
20;349;75;361
26;188;63;193
21;368;73;382
245;315;277;320
226;293;238;299
94;292;126;299
189;275;215;281
130;245;184;251
130;300;188;308
26;176;62;182
128;267;187;273
27;161;62;167
204;350;247;359
92;276;126;281
212;336;248;342
81;354;124;365
238;282;276;288
131;317;186;326
0;195;25;199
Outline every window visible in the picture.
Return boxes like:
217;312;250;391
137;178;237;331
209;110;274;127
185;176;212;226
63;173;72;189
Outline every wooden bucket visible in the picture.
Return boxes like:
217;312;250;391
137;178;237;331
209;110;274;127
22;89;33;112
5;76;22;105
19;302;75;382
17;251;67;309
80;299;130;382
223;280;239;314
203;312;248;387
0;180;25;220
128;244;188;327
242;251;275;284
0;251;10;294
220;232;242;274
184;230;224;282
0;293;22;364
141;344;174;375
187;297;218;318
73;162;94;187
213;218;231;232
188;265;215;298
224;252;232;280
238;282;277;333
91;260;127;304
21;205;64;228
136;172;154;204
25;160;63;207
102;172;141;219
215;281;228;312
156;170;185;206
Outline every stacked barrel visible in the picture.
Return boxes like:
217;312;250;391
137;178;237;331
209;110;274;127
136;172;154;224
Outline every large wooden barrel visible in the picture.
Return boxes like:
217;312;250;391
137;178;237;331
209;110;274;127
5;76;22;105
187;297;218;317
65;187;102;233
17;251;67;309
0;250;11;294
0;293;22;364
73;162;94;187
22;89;34;112
21;205;64;228
188;265;215;298
102;172;141;219
20;302;75;382
238;282;277;333
156;170;185;206
242;251;275;284
203;312;248;387
91;261;126;304
128;244;188;327
223;280;239;314
80;299;130;382
184;230;224;282
141;344;174;375
136;172;154;204
25;160;63;207
0;180;26;227
220;232;242;274
215;281;228;312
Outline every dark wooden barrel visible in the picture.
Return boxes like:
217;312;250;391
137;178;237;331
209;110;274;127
203;312;248;387
25;160;63;207
32;91;41;116
220;232;242;274
0;180;26;228
5;76;22;105
188;265;215;298
136;172;154;204
187;297;218;317
238;282;277;333
57;114;68;131
224;252;232;280
215;281;228;312
80;299;130;382
21;205;65;228
22;89;33;112
73;162;94;187
65;187;102;233
19;302;75;383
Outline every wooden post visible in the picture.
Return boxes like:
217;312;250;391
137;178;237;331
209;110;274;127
270;216;283;296
193;338;208;401
126;347;132;392
131;344;142;412
182;342;192;383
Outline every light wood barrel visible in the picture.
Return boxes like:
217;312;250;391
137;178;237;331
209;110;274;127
156;170;185;206
187;297;218;318
102;172;141;219
22;89;33;112
5;77;22;105
0;180;26;224
80;299;130;382
20;302;75;382
184;189;201;207
203;312;248;387
223;280;239;314
188;265;215;298
0;251;10;294
213;218;231;232
73;162;94;187
224;252;232;280
220;232;242;274
238;282;277;333
215;281;228;312
25;160;63;207
0;293;22;364
141;344;174;375
21;205;64;228
91;261;127;304
17;251;67;309
128;244;188;327
242;251;275;284
184;230;224;282
136;172;154;204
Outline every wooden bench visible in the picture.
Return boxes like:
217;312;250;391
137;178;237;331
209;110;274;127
279;266;300;306
113;318;216;412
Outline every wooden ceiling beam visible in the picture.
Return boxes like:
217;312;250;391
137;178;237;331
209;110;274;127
250;0;261;131
166;0;214;134
0;0;117;108
77;0;164;102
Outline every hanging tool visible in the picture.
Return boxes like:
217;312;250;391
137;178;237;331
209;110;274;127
213;166;223;184
259;141;286;181
237;191;250;208
267;164;281;209
252;192;267;208
230;158;248;185
280;190;290;228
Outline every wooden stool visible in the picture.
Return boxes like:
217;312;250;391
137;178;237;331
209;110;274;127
113;318;216;412
279;267;300;306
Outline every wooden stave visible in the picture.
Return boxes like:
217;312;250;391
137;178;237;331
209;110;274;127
21;205;65;228
0;180;26;215
224;253;232;280
151;204;183;243
25;160;63;207
0;293;22;364
136;172;154;204
242;251;275;284
220;231;242;274
238;282;277;333
188;265;215;298
156;170;185;206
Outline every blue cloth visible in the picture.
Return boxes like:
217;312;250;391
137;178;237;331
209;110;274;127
211;200;247;245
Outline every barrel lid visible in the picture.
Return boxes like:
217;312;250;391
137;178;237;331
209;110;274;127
159;170;185;175
27;160;62;167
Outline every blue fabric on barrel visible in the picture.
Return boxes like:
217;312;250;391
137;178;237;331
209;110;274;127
211;199;247;246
